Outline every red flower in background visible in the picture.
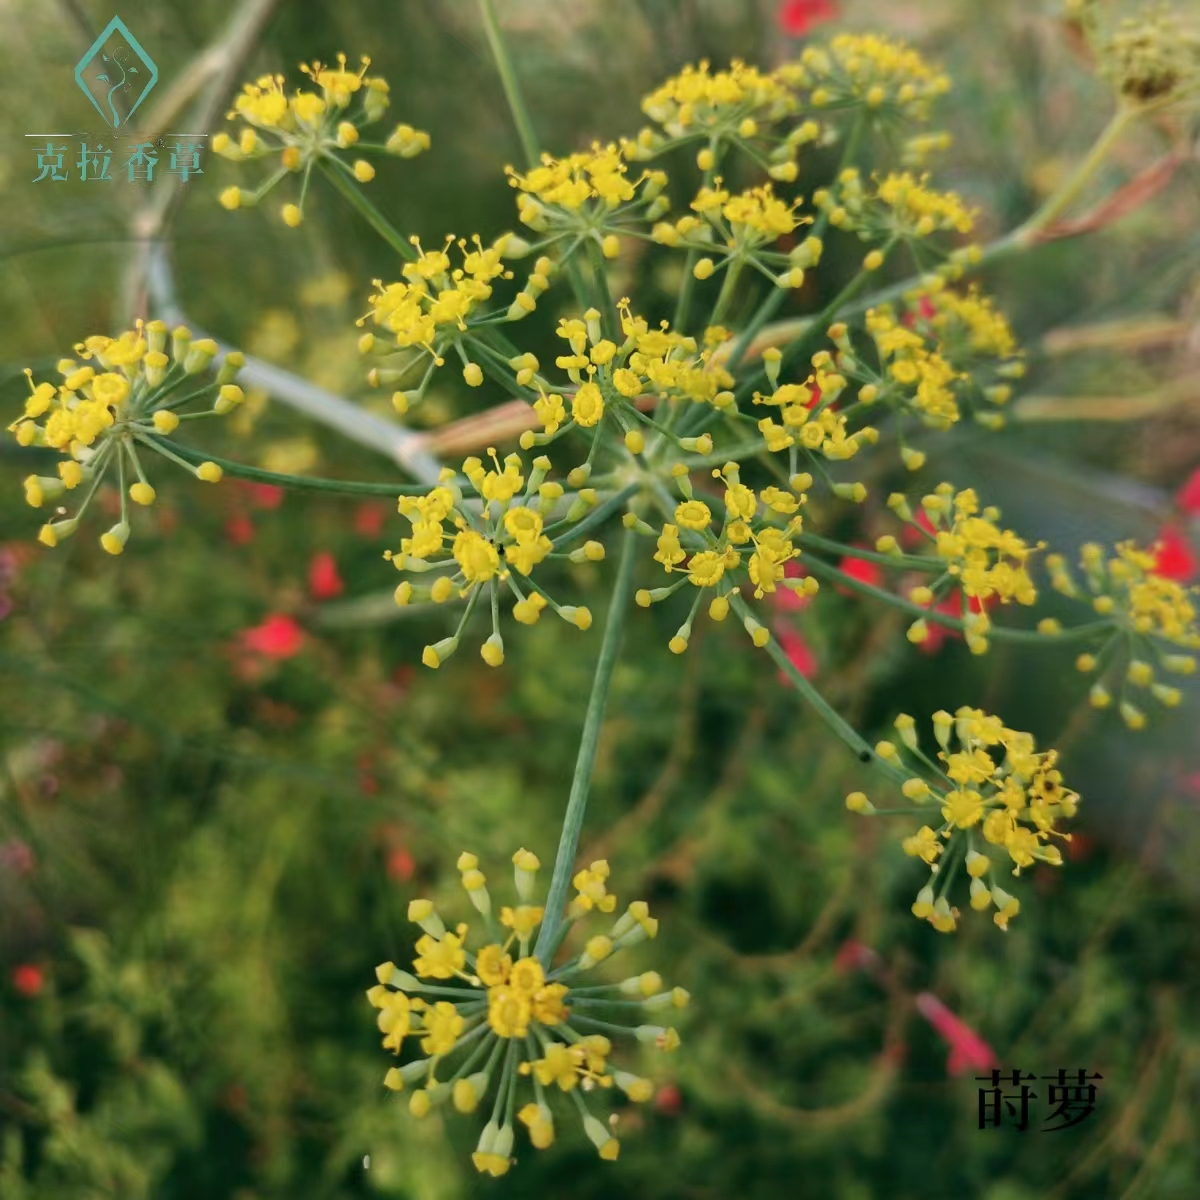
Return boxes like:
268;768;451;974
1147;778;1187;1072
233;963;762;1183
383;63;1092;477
900;507;938;549
1153;523;1196;582
654;1084;683;1115
247;483;285;510
914;991;997;1077
778;0;838;37
833;939;881;975
354;502;388;539
387;846;415;882
225;514;256;546
308;552;345;600
12;964;43;997
1176;467;1200;515
773;561;811;614
775;627;818;681
239;614;305;659
837;550;884;593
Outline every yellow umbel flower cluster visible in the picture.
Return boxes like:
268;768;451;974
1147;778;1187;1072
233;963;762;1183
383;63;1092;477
782;33;952;122
215;53;429;227
636;461;819;651
846;283;1022;438
507;145;670;258
357;233;516;407
367;849;684;1175
12;322;236;553
753;369;876;462
1048;541;1198;728
518;301;734;461
892;485;1039;652
861;307;963;430
848;708;1078;933
652;180;816;288
641;59;797;139
814;168;975;245
387;453;604;666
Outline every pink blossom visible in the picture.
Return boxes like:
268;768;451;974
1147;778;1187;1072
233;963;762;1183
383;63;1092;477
775;626;817;680
778;0;838;37
225;514;256;546
833;938;882;976
12;964;44;997
1176;468;1200;515
247;483;284;510
836;550;883;594
1153;523;1196;582
308;551;345;600
239;614;305;659
915;991;997;1077
354;502;388;538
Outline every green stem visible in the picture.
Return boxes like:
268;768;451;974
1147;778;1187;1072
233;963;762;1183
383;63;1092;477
1015;106;1135;245
724;113;865;376
735;263;877;402
534;526;639;962
799;554;1114;644
478;0;540;169
584;237;620;340
550;483;639;550
729;591;905;780
797;531;940;571
673;155;718;333
317;159;415;261
140;436;431;495
710;259;744;328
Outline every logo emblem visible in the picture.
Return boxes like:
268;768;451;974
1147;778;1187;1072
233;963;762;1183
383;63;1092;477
74;16;158;129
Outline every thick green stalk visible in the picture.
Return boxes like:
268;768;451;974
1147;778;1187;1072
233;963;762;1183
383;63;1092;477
709;259;745;328
317;159;415;261
478;0;540;169
728;592;905;781
796;531;940;571
141;436;430;495
1014;106;1135;245
534;527;639;961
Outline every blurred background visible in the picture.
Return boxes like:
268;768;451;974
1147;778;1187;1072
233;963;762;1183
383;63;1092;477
1;0;1199;1196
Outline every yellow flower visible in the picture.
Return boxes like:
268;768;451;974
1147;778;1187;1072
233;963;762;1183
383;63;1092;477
11;324;244;552
509;956;545;997
572;381;605;427
902;825;943;864
475;944;512;987
570;860;616;914
674;500;712;531
877;710;1077;933
941;788;984;829
488;987;533;1039
421;1001;465;1055
413;931;466;979
374;990;411;1052
370;848;682;1171
452;529;500;584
